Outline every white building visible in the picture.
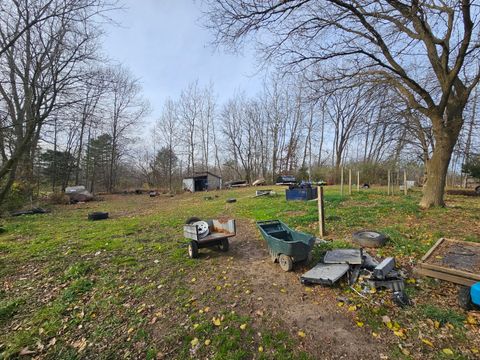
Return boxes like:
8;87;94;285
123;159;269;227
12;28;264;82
182;172;222;192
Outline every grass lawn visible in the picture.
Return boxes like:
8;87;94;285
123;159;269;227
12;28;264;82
0;186;479;359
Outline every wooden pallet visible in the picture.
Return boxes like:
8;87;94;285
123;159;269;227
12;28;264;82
415;238;480;286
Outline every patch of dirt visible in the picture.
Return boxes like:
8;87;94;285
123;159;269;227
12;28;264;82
190;220;387;359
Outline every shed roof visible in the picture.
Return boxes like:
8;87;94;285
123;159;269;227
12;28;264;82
184;171;221;179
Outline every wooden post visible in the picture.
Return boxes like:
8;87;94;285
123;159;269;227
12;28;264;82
404;170;407;195
357;171;360;191
318;186;325;237
348;169;352;195
340;167;344;196
387;170;391;195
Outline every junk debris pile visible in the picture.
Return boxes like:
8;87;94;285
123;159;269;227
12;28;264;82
301;248;411;307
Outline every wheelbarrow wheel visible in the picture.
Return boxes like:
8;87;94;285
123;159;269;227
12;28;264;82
188;241;199;259
219;238;229;252
279;254;293;272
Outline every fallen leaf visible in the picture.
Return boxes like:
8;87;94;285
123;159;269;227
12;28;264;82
442;348;454;355
356;321;364;328
240;323;247;330
212;317;221;326
348;305;357;312
19;347;36;356
205;339;211;346
193;323;199;329
191;278;196;283
421;338;433;347
191;338;199;347
258;346;264;352
298;330;306;337
72;337;87;352
467;316;477;325
280;288;286;293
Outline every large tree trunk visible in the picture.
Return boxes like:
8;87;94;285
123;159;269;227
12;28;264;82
420;113;462;208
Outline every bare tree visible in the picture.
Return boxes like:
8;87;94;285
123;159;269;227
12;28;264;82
0;0;115;205
156;98;180;192
105;66;149;192
205;0;480;207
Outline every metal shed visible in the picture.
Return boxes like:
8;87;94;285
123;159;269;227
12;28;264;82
182;172;222;192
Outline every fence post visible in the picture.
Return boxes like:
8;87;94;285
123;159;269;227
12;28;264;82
340;167;344;196
387;170;391;195
348;169;352;195
404;170;408;195
357;171;360;191
318;186;325;237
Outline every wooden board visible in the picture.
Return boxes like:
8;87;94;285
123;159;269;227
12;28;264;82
417;238;480;285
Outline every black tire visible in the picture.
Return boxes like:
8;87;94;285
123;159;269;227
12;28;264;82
279;254;293;272
352;230;388;248
475;186;480;195
185;217;201;225
88;212;109;221
458;285;473;310
219;238;229;252
362;183;370;189
226;198;237;203
188;241;199;259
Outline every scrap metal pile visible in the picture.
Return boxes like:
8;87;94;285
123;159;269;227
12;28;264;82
301;249;411;307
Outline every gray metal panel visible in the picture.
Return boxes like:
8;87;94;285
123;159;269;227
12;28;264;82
373;257;396;279
324;249;363;265
183;224;199;240
301;263;350;285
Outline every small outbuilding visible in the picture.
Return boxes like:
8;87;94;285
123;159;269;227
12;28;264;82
183;172;222;192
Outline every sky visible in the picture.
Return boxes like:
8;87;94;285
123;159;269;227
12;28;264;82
102;0;264;125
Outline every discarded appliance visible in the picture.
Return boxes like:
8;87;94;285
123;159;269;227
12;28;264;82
399;180;415;190
255;189;273;197
301;263;350;285
183;172;222;192
301;248;410;307
183;217;236;259
65;185;93;203
416;238;480;309
256;220;315;272
224;180;248;188
285;182;318;201
324;249;363;265
373;257;396;279
276;175;296;185
252;178;266;186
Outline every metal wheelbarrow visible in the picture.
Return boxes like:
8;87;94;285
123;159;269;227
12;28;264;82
183;217;236;258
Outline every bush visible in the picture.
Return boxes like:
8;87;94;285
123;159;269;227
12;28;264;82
48;192;70;205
